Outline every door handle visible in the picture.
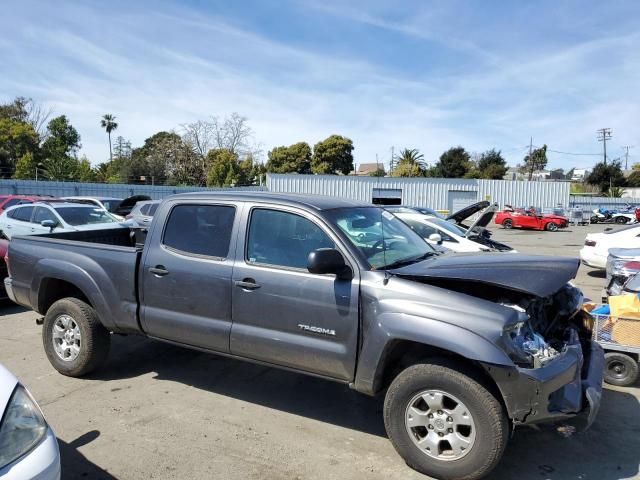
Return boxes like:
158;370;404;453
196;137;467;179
149;266;169;277
234;278;261;290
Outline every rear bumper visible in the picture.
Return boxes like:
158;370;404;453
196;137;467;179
487;338;604;430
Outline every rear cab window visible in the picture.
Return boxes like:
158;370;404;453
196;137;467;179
246;208;335;269
162;204;236;258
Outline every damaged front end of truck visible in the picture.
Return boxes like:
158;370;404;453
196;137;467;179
390;253;605;430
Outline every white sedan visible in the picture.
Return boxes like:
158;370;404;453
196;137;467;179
580;224;640;269
394;212;502;252
0;363;60;479
0;202;126;239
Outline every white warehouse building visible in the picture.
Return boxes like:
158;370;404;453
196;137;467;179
267;174;570;214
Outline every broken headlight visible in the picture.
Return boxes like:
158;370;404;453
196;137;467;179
503;319;559;368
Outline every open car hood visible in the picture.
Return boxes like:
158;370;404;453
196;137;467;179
389;253;579;297
446;200;490;223
464;204;499;237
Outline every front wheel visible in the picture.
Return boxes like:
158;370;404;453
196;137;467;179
42;297;110;377
384;362;508;480
604;352;639;387
590;216;599;224
545;222;559;232
502;219;513;229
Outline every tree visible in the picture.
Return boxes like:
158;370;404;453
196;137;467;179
206;149;239;187
433;147;471;178
391;148;426;177
100;114;118;162
75;156;95;182
0;118;39;178
42;115;81;161
586;160;626;193
604;186;625;198
0;97;52;138
266;142;312;173
521;145;548;180
476;149;507;179
626;170;640;187
41;157;79;181
13;152;38;179
311;135;354;175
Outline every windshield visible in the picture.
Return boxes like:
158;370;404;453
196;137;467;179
325;207;435;269
427;217;467;236
101;199;122;212
55;207;117;226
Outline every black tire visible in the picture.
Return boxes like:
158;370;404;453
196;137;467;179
384;362;509;480
615;216;628;224
502;219;513;229
590;216;599;224
545;222;558;232
42;297;110;377
604;352;639;387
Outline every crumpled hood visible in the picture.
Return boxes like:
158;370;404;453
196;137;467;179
389;252;579;297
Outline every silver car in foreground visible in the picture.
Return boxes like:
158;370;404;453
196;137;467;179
0;363;60;479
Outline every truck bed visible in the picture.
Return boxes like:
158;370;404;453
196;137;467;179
7;227;142;334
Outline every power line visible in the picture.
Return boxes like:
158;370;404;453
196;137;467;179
546;149;601;156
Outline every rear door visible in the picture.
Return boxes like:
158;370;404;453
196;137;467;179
230;205;360;381
140;200;241;352
7;206;35;237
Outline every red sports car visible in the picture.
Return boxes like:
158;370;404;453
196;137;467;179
495;207;569;231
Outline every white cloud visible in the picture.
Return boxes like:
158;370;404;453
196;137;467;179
0;0;638;171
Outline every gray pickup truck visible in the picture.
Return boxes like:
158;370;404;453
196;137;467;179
5;192;603;480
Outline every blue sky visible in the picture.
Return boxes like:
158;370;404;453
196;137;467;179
1;0;638;171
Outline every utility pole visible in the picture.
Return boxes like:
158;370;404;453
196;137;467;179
622;145;634;170
597;128;612;165
527;137;533;181
390;146;395;174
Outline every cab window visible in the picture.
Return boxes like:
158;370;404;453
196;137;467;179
246;209;334;269
163;204;236;258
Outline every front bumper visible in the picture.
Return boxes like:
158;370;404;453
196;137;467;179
4;277;17;303
486;336;604;430
579;248;606;270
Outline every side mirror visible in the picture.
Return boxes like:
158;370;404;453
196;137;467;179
428;233;443;245
41;219;57;231
307;248;352;279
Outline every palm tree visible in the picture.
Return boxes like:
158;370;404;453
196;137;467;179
397;148;425;166
100;114;118;162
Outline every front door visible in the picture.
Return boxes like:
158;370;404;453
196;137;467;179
31;207;59;234
140;202;240;352
230;206;360;381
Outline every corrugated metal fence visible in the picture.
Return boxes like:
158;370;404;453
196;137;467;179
0;180;266;200
267;174;570;211
569;195;640;211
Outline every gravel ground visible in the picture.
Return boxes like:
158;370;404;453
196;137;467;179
0;222;638;480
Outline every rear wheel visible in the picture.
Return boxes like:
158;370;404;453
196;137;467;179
384;362;508;480
615;216;629;224
502;219;513;229
42;297;110;377
604;352;639;387
545;222;559;232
